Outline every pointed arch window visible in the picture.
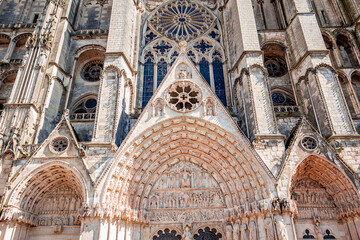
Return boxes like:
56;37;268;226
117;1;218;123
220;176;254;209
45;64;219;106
199;57;210;85
157;58;167;87
213;57;226;105
142;52;155;107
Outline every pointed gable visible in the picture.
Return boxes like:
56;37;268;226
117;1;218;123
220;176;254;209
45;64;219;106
126;53;244;145
32;112;86;159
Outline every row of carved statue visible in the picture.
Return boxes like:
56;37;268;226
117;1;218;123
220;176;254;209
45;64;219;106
149;189;225;209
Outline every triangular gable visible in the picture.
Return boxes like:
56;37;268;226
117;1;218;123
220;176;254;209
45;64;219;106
277;118;342;178
95;53;277;187
31;111;86;159
120;52;246;146
9;111;92;183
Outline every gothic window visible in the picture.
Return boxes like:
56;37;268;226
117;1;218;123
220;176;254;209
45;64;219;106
82;61;104;82
193;227;222;240
303;229;315;239
70;95;97;120
264;57;287;77
271;92;296;106
157;58;167;86
142;52;155;107
152;228;181;240
322;34;337;66
50;136;69;153
213;57;226;105
351;72;360;107
149;0;215;42
199;57;210;84
0;35;10;60
336;34;359;67
165;81;202;112
338;74;358;117
140;0;228;107
301;136;318;150
323;230;335;239
171;51;179;65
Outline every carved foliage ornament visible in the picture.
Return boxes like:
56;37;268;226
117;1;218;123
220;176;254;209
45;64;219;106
165;81;202;112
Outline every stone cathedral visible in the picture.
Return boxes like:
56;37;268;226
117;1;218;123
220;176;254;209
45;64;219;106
1;0;360;239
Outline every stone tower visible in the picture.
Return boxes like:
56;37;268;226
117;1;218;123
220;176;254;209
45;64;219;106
0;0;360;239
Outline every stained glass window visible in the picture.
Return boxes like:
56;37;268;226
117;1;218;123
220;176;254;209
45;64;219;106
149;0;215;42
199;58;210;85
213;57;226;105
303;229;315;239
142;53;155;107
157;58;167;86
193;227;222;240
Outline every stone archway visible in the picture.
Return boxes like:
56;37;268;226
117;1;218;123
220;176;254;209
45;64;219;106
1;162;87;240
290;155;360;240
101;117;276;238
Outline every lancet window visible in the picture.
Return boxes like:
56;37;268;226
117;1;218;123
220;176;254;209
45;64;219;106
140;0;227;107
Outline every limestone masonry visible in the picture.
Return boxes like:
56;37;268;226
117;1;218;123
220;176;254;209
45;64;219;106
0;0;360;239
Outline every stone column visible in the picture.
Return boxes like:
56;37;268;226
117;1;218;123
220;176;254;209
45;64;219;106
256;214;266;239
79;217;100;240
2;38;16;62
233;220;240;240
346;217;360;240
226;223;233;240
353;215;360;237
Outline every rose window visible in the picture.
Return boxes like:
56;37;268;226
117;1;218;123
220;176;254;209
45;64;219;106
149;0;215;42
301;137;317;150
165;81;202;112
50;137;69;153
264;57;287;77
82;61;104;82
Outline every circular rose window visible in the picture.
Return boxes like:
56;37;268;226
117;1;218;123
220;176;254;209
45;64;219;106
82;61;103;82
165;81;202;112
50;136;69;153
301;137;317;150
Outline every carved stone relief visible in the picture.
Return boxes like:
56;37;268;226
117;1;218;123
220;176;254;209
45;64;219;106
147;161;226;223
292;177;337;220
35;186;82;226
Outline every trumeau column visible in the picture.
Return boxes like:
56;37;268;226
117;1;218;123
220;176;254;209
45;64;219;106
92;0;139;144
287;0;356;138
223;0;285;174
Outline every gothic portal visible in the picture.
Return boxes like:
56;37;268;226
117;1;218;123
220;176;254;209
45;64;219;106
0;0;360;239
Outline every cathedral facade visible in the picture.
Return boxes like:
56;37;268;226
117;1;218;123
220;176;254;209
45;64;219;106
0;0;360;239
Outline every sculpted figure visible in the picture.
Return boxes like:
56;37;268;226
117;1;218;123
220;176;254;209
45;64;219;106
264;217;275;240
226;224;233;240
233;221;240;240
275;218;288;240
183;225;192;240
240;222;248;240
248;220;257;240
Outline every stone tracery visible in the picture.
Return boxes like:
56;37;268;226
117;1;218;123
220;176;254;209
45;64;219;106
149;0;215;42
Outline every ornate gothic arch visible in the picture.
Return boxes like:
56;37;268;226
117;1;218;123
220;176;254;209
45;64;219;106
100;117;275;223
289;155;360;218
2;161;88;226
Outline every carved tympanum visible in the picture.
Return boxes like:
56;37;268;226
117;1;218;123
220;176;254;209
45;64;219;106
291;177;336;220
147;161;226;223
